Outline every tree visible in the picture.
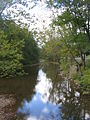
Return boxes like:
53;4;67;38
0;30;24;77
0;0;20;17
49;0;90;75
19;28;40;65
0;20;39;77
2;20;39;64
40;28;61;63
51;0;90;43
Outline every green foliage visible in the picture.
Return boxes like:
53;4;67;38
80;69;90;92
72;58;90;92
60;58;71;73
42;37;61;62
21;29;39;65
3;20;39;65
75;60;90;92
47;0;90;92
52;0;90;71
0;19;39;77
0;31;24;77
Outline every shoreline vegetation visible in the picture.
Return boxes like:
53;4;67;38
43;59;90;94
40;60;90;94
0;19;39;78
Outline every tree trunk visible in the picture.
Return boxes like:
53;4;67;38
79;45;86;70
82;53;86;69
86;4;90;43
77;64;82;76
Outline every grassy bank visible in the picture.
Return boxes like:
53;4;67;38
73;57;90;94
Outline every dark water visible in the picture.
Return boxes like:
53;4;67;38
0;63;90;120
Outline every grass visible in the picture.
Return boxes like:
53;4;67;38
73;58;90;94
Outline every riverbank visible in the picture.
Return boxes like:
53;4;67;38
0;94;17;120
41;60;90;94
74;68;90;94
72;58;90;94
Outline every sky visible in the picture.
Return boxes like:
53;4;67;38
3;0;60;32
2;0;63;46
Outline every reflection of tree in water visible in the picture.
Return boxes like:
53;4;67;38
42;63;90;120
61;94;90;120
0;66;39;113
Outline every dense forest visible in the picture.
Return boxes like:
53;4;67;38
0;19;39;77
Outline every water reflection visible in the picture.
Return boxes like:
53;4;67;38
18;93;61;120
46;73;83;119
0;63;90;120
17;65;90;120
0;66;39;119
18;69;62;120
42;63;90;120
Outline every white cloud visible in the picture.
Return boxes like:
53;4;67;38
3;0;55;31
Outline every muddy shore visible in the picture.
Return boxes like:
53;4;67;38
0;94;17;120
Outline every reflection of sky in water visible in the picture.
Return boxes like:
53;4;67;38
17;69;62;120
17;69;90;120
18;93;61;120
35;69;53;102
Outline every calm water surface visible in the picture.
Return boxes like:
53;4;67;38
0;63;90;120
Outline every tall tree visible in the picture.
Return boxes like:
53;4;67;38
51;0;90;43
